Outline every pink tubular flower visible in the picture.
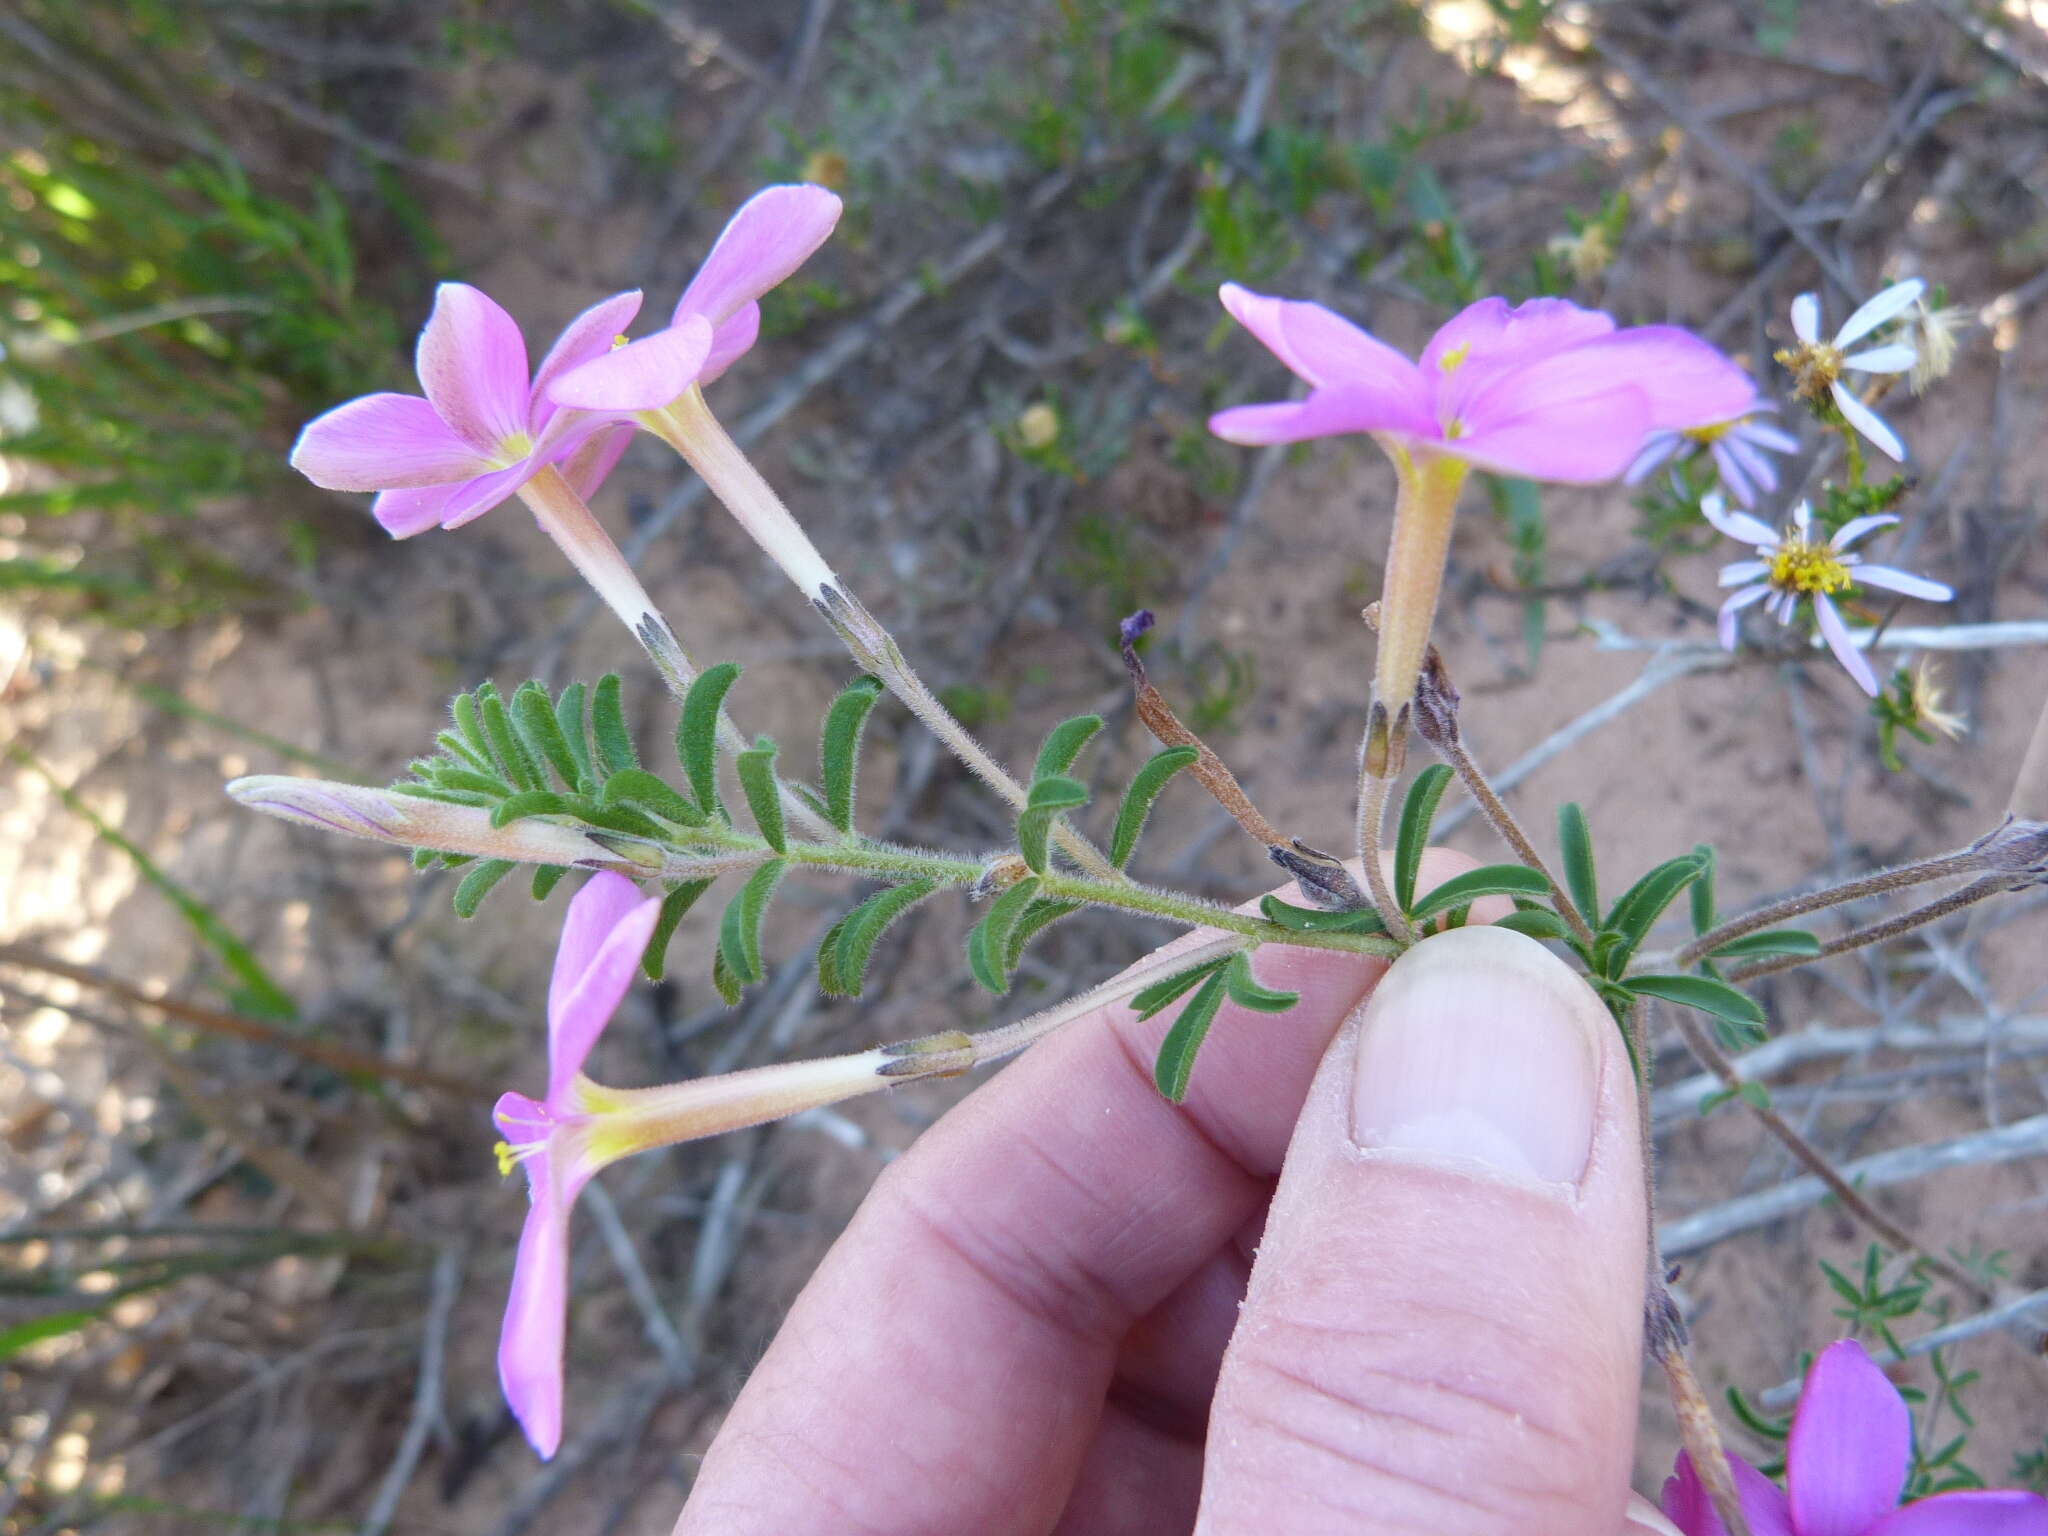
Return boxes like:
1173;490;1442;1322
1663;1340;2048;1536
292;283;643;535
1208;286;1756;483
548;184;842;413
494;871;898;1458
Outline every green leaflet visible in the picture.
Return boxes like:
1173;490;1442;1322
1222;951;1298;1013
966;877;1043;994
453;858;517;919
1708;928;1821;961
1602;854;1706;973
1110;746;1198;869
1689;842;1717;936
422;764;510;799
489;789;576;828
1016;775;1089;875
511;681;579;788
717;858;787;986
1033;714;1104;781
820;675;884;835
592;673;639;776
1626;972;1766;1036
554;680;594;794
821;879;938;997
1131;955;1230;1019
532;864;570;901
1152;968;1229;1103
736;736;787;853
1493;907;1571;942
678;662;742;820
712;946;742;1006
641;879;714;982
599;768;705;827
1393;763;1455;914
479;685;544;792
1005;896;1082;971
452;691;493;767
1406;863;1550;923
1557;802;1598;925
1257;895;1387;935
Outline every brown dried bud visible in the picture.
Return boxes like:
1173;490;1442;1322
1968;816;2048;881
1412;646;1460;749
1268;841;1370;912
972;853;1034;899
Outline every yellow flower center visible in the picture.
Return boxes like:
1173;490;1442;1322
1442;417;1468;440
1774;341;1843;401
1437;341;1471;374
1768;539;1851;596
1685;419;1737;445
489;429;537;470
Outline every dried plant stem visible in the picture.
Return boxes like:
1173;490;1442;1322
1725;874;2021;983
1657;999;1993;1306
1676;848;1984;967
1650;1299;1753;1536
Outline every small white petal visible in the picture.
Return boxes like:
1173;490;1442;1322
1790;293;1822;345
1719;584;1772;650
1830;513;1899;550
1736;420;1800;453
1835;278;1925;348
1719;560;1770;586
1712;442;1757;507
1842;343;1917;374
1791;501;1814;538
1812;593;1879;695
1831;383;1907;461
1625;433;1681;485
1701;495;1780;547
1855;564;1954;602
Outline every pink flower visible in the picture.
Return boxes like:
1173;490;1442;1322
492;871;896;1458
1209;286;1756;483
1663;1340;2048;1536
291;283;642;536
547;184;841;413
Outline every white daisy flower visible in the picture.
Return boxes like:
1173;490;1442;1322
1626;397;1799;507
1706;493;1952;696
1774;278;1922;462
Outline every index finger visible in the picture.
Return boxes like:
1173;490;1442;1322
674;850;1487;1536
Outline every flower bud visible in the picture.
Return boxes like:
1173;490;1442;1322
1969;815;2048;882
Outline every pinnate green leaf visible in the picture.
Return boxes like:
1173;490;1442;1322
592;674;639;776
966;877;1042;994
1110;745;1197;869
1153;969;1229;1103
1406;863;1550;922
453;858;517;918
1016;774;1088;875
717;858;786;986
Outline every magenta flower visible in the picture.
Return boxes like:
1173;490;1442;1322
1208;286;1755;483
493;871;898;1458
1664;1340;2048;1536
548;184;841;413
292;283;642;535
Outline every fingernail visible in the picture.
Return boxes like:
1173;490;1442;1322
1351;925;1604;1189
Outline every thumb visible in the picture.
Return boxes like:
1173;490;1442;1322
1198;925;1649;1536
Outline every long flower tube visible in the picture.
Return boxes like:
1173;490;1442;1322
496;868;1248;1458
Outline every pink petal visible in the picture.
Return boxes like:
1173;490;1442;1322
372;483;462;538
291;393;487;492
1855;564;1952;603
1788;1340;1911;1534
1218;283;1428;397
495;1117;570;1460
1448;353;1652;482
415;283;533;452
675;183;841;329
1208;384;1438;446
546;872;663;1098
1560;328;1758;431
1868;1490;2048;1536
1420;294;1615;378
530;290;645;432
547;315;716;412
437;462;538;531
697;302;762;387
560;424;635;501
1662;1453;1796;1536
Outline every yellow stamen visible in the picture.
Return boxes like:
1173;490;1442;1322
495;1138;543;1177
1774;341;1843;401
1685;420;1737;445
1768;540;1852;596
1442;417;1468;440
1438;341;1472;373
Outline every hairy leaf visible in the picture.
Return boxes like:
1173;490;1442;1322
1708;928;1822;961
820;675;884;835
1033;714;1104;781
511;682;579;788
1110;745;1198;869
678;662;742;819
1016;774;1089;875
736;736;787;853
712;946;742;1006
641;879;714;981
1626;972;1765;1029
824;879;938;998
531;864;569;901
1689;842;1717;936
966;877;1043;994
1493;907;1571;941
1223;952;1298;1013
1153;969;1229;1103
1603;855;1707;971
1394;763;1456;914
600;768;705;827
592;673;639;776
1558;802;1598;925
453;858;517;919
554;680;594;793
1406;863;1550;923
1006;896;1083;971
1257;895;1387;935
1131;955;1231;1019
479;686;543;792
717;858;786;986
489;789;576;829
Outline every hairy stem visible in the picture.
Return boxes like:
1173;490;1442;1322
1430;727;1597;949
1650;1304;1753;1536
1675;848;1983;968
1725;874;2022;983
1658;998;1993;1305
1355;702;1413;945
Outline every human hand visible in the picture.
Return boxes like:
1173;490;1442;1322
675;851;1681;1536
